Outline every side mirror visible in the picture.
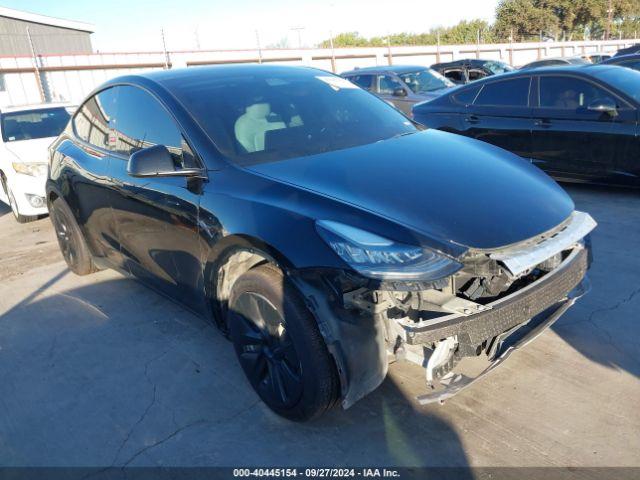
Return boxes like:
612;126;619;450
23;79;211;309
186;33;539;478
393;87;408;97
587;98;618;117
127;145;202;178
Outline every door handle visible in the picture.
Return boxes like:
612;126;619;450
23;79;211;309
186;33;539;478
534;119;552;128
464;115;480;124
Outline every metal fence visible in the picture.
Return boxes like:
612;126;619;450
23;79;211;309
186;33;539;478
0;38;636;108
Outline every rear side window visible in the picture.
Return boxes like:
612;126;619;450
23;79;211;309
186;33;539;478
347;74;374;91
474;77;531;107
73;88;117;150
452;85;481;105
443;69;465;83
620;59;640;70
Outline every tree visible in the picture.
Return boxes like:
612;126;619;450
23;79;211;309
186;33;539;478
494;0;559;41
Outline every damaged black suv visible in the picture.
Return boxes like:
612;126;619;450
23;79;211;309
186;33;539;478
46;65;595;420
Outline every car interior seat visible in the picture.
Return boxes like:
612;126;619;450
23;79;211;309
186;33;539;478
234;103;286;153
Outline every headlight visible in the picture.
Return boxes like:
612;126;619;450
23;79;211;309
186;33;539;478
316;220;462;281
12;162;48;177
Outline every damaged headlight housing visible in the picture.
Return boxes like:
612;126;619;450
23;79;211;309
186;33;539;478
12;162;48;177
316;220;462;281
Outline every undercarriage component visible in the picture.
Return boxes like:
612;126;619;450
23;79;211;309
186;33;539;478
425;336;458;384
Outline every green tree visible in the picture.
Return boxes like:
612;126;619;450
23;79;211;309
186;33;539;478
494;0;559;41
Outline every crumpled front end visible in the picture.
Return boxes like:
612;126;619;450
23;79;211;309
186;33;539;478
293;211;596;408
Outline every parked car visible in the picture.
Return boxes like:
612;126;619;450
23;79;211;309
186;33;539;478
47;65;595;420
583;53;612;63
412;64;640;187
602;53;640;70
520;56;590;69
0;103;72;222
614;43;640;56
340;65;454;115
430;59;515;84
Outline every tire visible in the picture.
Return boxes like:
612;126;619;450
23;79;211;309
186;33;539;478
49;197;98;275
227;263;339;421
4;182;37;224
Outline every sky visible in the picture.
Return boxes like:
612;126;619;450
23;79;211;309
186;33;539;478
2;0;500;52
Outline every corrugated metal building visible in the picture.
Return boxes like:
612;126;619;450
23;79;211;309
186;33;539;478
0;7;93;56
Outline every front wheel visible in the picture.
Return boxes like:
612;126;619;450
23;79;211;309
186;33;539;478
6;185;37;224
227;263;339;421
49;198;98;275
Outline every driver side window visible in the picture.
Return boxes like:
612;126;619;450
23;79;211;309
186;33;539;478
377;75;404;95
539;76;617;110
111;85;197;168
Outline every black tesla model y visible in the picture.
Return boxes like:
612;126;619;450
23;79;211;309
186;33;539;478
47;65;595;420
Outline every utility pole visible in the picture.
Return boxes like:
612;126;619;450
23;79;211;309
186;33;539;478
290;26;305;48
436;29;441;63
161;28;170;69
255;30;263;63
605;0;614;40
386;35;393;65
329;30;336;73
26;27;46;102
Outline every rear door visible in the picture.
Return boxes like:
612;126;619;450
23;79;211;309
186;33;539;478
107;85;207;311
65;87;126;270
460;76;533;158
531;74;637;183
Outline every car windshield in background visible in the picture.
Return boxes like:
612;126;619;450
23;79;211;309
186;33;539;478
484;61;515;74
165;72;417;165
1;107;71;142
592;67;640;102
399;69;454;93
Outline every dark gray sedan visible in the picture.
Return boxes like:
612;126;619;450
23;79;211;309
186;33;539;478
341;65;454;115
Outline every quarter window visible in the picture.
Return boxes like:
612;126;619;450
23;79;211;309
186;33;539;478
452;85;481;105
474;77;531;107
73;88;117;150
539;76;617;109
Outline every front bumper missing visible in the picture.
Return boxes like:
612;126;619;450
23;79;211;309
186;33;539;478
416;277;588;404
397;246;589;404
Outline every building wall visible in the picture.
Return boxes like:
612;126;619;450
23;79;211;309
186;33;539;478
0;16;92;56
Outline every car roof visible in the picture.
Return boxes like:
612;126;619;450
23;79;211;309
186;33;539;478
0;102;73;114
603;53;640;63
451;64;620;85
340;64;429;76
431;58;501;69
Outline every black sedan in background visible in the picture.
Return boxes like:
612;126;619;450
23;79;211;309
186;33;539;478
47;65;594;420
413;65;640;187
430;58;515;84
602;53;640;71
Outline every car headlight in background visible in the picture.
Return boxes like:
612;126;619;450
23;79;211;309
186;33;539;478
316;220;462;281
12;162;48;177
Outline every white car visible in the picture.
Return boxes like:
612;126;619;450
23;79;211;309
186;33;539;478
0;103;73;222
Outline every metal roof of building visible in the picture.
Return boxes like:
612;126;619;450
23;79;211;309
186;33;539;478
0;6;94;33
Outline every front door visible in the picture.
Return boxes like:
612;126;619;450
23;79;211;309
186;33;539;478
376;74;413;114
107;85;207;312
531;74;638;184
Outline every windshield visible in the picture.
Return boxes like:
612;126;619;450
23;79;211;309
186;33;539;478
592;66;640;103
164;70;417;165
484;61;515;74
398;69;454;93
1;107;70;142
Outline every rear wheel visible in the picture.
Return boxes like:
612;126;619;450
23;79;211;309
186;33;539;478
49;198;98;275
227;263;339;421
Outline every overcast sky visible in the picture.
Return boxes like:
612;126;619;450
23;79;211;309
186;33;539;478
4;0;500;52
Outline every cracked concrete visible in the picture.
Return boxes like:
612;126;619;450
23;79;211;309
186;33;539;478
0;184;638;468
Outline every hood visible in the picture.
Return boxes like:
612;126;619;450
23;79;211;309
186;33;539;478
4;137;56;163
247;130;574;251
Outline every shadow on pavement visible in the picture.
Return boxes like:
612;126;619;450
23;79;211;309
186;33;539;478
551;183;640;378
0;275;470;470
